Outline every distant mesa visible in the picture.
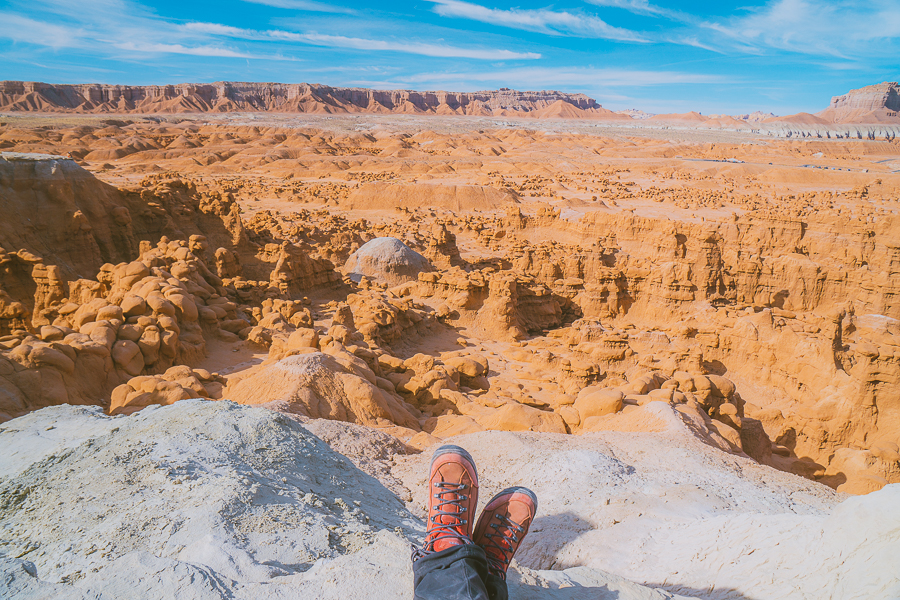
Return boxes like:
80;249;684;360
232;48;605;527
815;81;900;124
0;80;623;119
648;111;709;123
771;82;900;125
737;111;777;122
763;112;830;126
616;108;655;120
2;79;898;128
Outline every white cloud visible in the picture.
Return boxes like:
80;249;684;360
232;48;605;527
363;66;729;89
584;0;669;17
292;32;541;59
0;13;81;48
0;0;539;66
184;22;541;60
239;0;354;14
428;0;646;42
704;0;900;58
112;42;293;60
668;36;724;53
0;9;295;62
183;23;252;37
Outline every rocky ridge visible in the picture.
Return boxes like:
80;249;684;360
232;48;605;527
3;81;900;140
817;81;900;124
0;81;616;118
2;400;898;599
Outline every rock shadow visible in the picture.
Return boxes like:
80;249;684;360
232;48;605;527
511;580;622;599
643;582;762;600
520;511;594;571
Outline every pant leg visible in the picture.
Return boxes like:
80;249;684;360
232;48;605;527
484;573;508;600
413;544;492;600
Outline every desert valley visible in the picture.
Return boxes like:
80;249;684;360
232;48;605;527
1;79;899;599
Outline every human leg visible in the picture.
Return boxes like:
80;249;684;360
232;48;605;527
412;445;485;600
472;486;539;600
412;543;492;600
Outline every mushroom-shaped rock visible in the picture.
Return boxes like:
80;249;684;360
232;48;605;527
343;237;433;286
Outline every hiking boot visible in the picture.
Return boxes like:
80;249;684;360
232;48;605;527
421;445;479;554
472;486;538;580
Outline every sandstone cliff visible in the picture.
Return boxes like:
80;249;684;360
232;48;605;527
0;81;621;118
816;82;900;124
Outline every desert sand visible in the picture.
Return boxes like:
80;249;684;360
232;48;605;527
0;80;899;598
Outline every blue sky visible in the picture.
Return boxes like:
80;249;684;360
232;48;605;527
0;0;897;114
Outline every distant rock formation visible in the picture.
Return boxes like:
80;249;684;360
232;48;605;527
0;81;621;118
648;111;708;123
616;108;654;120
345;183;520;211
735;111;777;122
816;82;900;124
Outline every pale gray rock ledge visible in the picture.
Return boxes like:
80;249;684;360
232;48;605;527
1;400;898;599
0;401;690;599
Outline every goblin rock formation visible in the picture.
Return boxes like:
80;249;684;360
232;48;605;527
343;237;433;286
0;110;898;502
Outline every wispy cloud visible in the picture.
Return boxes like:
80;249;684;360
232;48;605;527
584;0;672;18
113;42;285;59
428;0;646;42
0;11;283;60
0;0;539;66
239;0;355;14
668;36;724;54
292;33;540;60
0;13;82;48
184;22;541;60
360;66;729;90
703;0;900;58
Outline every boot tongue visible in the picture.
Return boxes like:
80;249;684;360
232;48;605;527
426;484;470;552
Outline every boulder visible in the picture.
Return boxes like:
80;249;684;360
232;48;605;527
574;387;625;421
343;237;433;286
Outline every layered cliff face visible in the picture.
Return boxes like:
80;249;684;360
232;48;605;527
3;80;900;134
817;81;900;124
0;81;610;117
497;209;900;493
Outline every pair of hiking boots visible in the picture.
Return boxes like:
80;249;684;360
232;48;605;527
416;444;537;581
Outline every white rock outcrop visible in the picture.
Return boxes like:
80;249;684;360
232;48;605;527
394;402;900;600
343;237;433;286
0;400;697;600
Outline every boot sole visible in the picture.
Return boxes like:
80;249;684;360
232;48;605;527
431;444;479;482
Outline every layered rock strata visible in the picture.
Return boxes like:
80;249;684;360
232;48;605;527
0;81;610;116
